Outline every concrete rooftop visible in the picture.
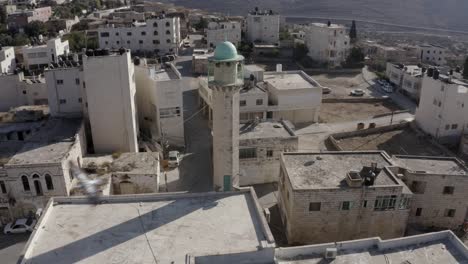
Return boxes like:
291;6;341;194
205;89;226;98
276;231;468;264
21;189;275;264
83;152;160;175
264;71;320;90
6;118;82;165
282;152;398;189
394;155;468;175
310;22;345;29
239;121;295;140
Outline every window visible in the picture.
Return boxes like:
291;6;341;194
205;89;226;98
340;201;351;210
75;78;80;85
83;82;86;88
22;176;30;191
410;181;426;194
0;181;6;194
127;32;132;36
398;197;410;209
239;148;257;159
139;40;143;44
166;30;171;35
240;100;246;106
362;200;368;208
452;124;458;130
127;40;131;44
166;39;171;44
438;101;441;107
115;32;119;36
100;32;109;37
445;124;450;130
78;98;82;103
374;195;397;211
154;30;159;35
56;79;64;85
116;41;120;45
45;174;53;190
141;31;146;36
256;99;263;105
160;107;181;118
309;202;321;211
444;209;456;217
153;40;160;44
443;186;454;195
165;22;170;27
59;99;67;104
105;41;108;45
266;149;273;157
415;208;422;216
153;22;158;27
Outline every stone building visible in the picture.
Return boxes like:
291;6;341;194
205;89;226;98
246;9;280;45
206;20;242;48
386;63;423;101
278;151;412;244
394;155;468;230
239;120;298;186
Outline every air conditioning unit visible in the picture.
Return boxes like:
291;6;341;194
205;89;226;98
325;248;337;259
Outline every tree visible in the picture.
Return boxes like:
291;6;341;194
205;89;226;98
24;21;47;38
349;20;357;43
463;57;468;79
194;17;208;31
293;43;308;60
63;31;97;52
0;6;7;24
343;47;365;68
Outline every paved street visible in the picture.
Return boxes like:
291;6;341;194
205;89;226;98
163;35;213;192
0;233;30;264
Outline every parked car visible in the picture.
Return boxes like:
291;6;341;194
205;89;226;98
350;89;365;96
322;86;331;94
183;41;191;48
381;83;394;93
168;151;181;168
4;218;36;234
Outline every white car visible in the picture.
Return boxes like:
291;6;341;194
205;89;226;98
350;89;365;96
183;41;191;48
168;151;181;168
4;218;36;234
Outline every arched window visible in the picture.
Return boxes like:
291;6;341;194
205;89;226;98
153;30;158;36
166;30;170;35
32;174;43;196
166;39;171;44
22;176;30;191
153;22;158;27
45;174;54;190
165;22;170;27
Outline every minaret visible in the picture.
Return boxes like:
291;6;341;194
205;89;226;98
208;42;244;191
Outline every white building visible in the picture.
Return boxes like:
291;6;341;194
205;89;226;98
192;49;213;75
135;61;185;147
19;189;275;264
304;23;350;67
0;73;48;111
0;118;85;223
419;44;447;66
83;49;138;153
246;9;280;45
44;64;84;117
275;230;468;263
199;66;323;125
97;16;181;55
0;47;16;74
22;38;70;69
415;70;468;144
206;21;241;48
239;120;298;186
386;63;423;101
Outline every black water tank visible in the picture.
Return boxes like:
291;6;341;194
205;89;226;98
134;56;140;66
427;68;434;77
103;48;110;56
433;70;440;80
119;48;126;55
422;67;426;73
86;49;94;56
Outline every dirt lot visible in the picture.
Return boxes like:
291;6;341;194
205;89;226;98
319;101;401;123
311;72;377;98
335;127;450;156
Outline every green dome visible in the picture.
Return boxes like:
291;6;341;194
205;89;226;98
213;41;242;61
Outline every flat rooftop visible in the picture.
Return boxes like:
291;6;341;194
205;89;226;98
264;71;320;90
276;231;468;264
22;190;275;264
6;118;82;165
83;152;160;175
239;121;295;140
394;155;468;175
282;152;398;189
152;64;180;81
310;22;345;29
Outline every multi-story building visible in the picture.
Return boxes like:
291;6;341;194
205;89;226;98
83;49;138;153
206;21;241;48
199;66;323;125
386;63;423;101
278;151;412;244
135;61;185;147
419;44;447;66
304;23;350;67
0;47;16;74
44;63;84;118
0;118;85;223
239;120;298;186
394;155;468;230
415;70;468;145
7;6;52;29
22;38;70;69
246;9;280;45
97;16;181;55
0;72;48;111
